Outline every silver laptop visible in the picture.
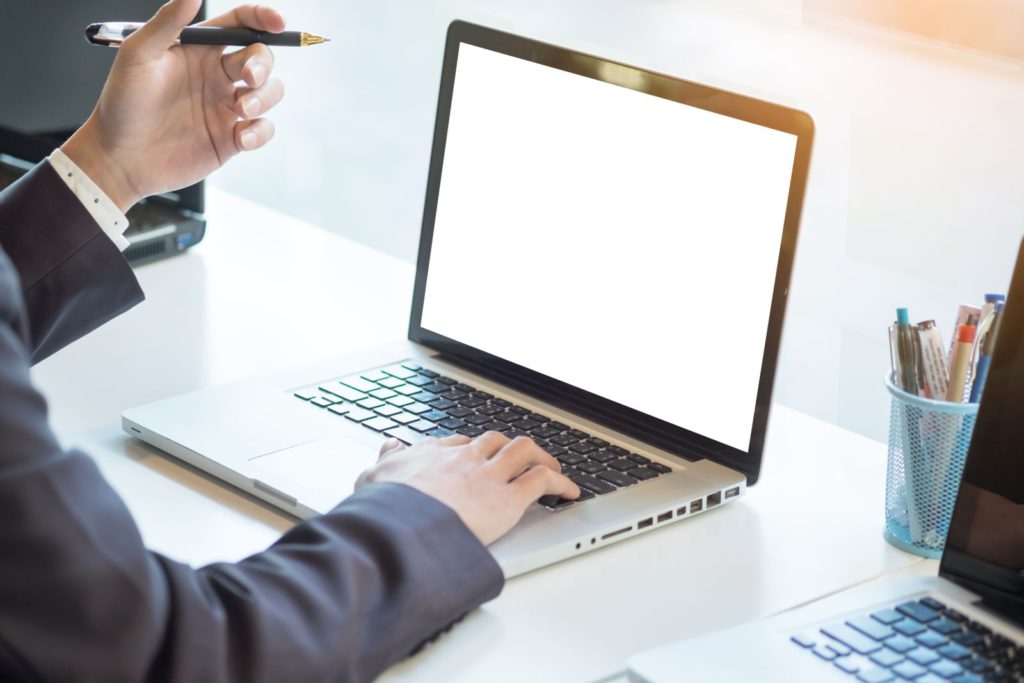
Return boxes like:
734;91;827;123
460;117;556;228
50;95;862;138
627;242;1024;682
122;21;814;578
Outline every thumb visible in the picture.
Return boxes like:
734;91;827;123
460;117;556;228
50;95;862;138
125;0;203;58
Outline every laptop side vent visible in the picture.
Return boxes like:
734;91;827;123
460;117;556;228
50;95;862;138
124;240;168;263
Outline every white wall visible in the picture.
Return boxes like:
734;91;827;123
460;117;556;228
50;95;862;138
206;0;1024;443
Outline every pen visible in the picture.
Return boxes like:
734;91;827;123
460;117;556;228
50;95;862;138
969;301;1003;403
85;22;329;48
945;318;976;402
895;308;919;394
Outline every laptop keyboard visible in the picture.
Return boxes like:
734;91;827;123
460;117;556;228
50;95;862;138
791;597;1024;683
293;361;673;510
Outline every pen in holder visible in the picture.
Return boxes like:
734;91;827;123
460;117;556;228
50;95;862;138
884;375;978;558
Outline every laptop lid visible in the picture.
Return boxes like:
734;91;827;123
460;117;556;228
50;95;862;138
408;21;814;485
941;238;1024;623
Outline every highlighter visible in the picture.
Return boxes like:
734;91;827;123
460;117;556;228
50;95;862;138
945;320;976;403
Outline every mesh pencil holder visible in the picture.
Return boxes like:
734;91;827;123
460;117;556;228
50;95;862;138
884;375;978;558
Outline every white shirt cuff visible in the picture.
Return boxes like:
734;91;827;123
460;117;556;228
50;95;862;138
48;149;131;251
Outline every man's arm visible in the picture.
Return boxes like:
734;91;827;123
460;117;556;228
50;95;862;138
0;260;504;680
0;161;144;364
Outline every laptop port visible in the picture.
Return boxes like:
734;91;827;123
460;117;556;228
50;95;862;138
707;491;722;508
677;505;687;516
725;486;740;499
601;526;632;540
691;499;704;513
638;517;653;530
657;511;672;523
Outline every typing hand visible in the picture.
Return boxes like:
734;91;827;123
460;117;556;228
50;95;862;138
358;433;581;546
61;0;286;211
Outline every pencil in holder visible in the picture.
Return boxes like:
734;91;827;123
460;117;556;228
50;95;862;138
883;375;978;558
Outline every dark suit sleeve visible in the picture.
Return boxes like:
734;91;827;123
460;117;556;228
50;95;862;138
0;160;144;364
0;162;505;681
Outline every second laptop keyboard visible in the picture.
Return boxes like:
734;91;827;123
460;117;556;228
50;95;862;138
294;361;673;510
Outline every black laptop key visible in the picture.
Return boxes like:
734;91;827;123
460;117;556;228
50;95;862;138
576;461;605;474
571;474;615;495
492;398;512;407
407;375;434;386
606;445;629;457
446;406;474;418
481;421;506;432
937;643;972;661
439;390;468;402
509;419;541;431
507;405;529;415
531;438;549;449
471;391;493;401
569;441;596;455
896;602;940;623
421;410;448;423
538;494;573;510
418;368;439;378
427;428;454;438
950;631;984;648
503;429;530;440
648;462;672;474
464;413;491;426
608;459;637;472
476;403;503;416
532;427;561;439
528;413;550;423
429;398;457;411
451;383;474;393
929;619;961;635
558;452;587;466
543;445;567;457
628;453;651;464
628;467;660;481
439;418;466;430
436;376;457;385
920;598;946;612
567;429;589;440
550;434;578;447
588;450;617;463
421;381;447;394
573;488;595;502
587;437;609;448
457;426;485;438
460;397;487;409
547;421;569;432
411;391;437;403
944;609;968;624
597;470;637;488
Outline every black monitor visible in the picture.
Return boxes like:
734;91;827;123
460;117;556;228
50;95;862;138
0;2;206;264
942;238;1024;624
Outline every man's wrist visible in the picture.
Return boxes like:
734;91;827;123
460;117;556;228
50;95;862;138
60;121;140;213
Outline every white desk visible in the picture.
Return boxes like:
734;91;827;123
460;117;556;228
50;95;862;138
34;189;924;683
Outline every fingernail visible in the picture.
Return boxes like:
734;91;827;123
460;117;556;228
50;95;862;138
249;62;266;85
240;130;258;150
242;96;261;117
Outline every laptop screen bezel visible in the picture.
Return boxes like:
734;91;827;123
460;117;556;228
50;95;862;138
408;20;814;485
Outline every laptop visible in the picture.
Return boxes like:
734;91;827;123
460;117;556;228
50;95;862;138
627;242;1024;682
122;21;814;578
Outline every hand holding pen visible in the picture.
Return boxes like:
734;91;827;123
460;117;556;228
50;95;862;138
62;0;295;211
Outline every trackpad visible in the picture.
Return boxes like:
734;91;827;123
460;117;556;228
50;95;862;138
250;434;383;513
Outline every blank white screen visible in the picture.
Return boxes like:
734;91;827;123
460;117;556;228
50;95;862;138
421;44;798;451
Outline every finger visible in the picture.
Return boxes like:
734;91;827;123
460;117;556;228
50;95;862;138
513;466;581;506
438;434;472;447
222;43;275;86
125;0;203;58
489;437;561;480
378;437;405;459
200;4;286;32
467;431;511;459
235;78;285;119
235;117;275;152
